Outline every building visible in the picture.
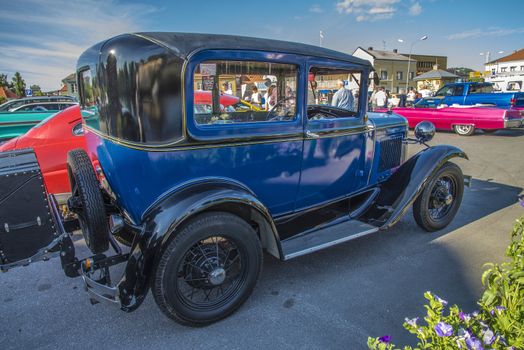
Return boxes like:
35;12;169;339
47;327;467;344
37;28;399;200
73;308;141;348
352;47;417;93
401;53;447;75
61;73;78;97
0;87;18;101
413;65;459;92
484;48;524;91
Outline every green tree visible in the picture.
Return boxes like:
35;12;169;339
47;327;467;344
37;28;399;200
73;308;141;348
0;74;8;88
11;72;26;97
30;84;42;96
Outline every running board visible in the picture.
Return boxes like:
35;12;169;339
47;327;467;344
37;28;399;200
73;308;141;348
281;220;379;260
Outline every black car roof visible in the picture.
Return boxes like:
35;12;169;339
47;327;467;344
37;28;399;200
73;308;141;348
131;32;370;66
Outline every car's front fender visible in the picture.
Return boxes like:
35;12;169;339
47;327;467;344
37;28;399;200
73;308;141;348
116;178;280;311
361;144;468;229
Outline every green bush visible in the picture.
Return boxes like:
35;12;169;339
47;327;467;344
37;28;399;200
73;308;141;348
368;217;524;349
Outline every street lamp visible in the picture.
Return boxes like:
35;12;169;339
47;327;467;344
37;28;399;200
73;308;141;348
398;35;428;91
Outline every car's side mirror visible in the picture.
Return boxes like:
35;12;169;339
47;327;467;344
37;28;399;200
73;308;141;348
414;121;436;143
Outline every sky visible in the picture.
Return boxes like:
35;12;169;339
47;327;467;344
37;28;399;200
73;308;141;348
1;0;523;91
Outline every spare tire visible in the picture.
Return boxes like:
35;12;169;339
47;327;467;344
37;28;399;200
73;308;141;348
67;149;109;253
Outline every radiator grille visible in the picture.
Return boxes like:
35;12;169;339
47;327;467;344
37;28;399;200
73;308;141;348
378;138;402;172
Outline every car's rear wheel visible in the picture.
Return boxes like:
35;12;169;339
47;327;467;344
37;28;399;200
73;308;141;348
413;162;464;232
152;212;263;326
453;124;475;136
67;149;109;253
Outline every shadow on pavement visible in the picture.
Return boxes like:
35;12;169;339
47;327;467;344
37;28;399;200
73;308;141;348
259;178;522;346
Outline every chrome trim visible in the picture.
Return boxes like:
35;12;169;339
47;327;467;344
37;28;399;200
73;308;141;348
504;118;523;128
283;227;378;260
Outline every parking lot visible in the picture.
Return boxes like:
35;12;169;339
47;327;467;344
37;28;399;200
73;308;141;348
1;128;523;349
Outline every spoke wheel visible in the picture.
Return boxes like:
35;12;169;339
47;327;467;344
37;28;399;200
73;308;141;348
153;212;262;326
177;235;246;310
453;124;475;136
413;162;464;232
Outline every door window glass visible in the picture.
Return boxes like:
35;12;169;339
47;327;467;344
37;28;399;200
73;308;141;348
307;66;361;119
192;60;298;125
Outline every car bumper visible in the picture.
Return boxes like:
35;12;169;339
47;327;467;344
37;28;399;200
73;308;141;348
504;118;524;128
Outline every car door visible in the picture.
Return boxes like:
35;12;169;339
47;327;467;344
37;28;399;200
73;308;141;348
296;60;369;212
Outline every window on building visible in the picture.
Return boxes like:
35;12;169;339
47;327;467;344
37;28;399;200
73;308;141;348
501;67;507;72
521;66;524;71
193;60;298;125
380;70;388;80
396;71;403;80
510;66;517;72
409;72;415;80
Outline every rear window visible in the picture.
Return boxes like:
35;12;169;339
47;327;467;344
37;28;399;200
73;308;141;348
469;84;493;94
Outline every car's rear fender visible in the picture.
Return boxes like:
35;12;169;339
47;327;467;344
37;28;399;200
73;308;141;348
116;178;281;311
360;145;468;229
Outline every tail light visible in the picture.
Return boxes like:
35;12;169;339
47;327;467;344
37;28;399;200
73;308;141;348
510;98;516;107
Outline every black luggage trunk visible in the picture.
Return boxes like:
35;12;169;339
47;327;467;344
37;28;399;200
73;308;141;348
0;149;57;267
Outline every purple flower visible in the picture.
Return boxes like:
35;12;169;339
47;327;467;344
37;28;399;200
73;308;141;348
459;312;471;322
378;335;391;344
404;317;419;327
435;322;453;337
458;328;472;339
490;306;506;315
466;337;484;350
482;328;495;345
434;294;448;306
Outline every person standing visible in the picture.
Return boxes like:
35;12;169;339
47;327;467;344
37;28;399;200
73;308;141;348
250;86;262;107
369;87;378;111
398;88;407;107
419;85;432;98
375;87;388;109
407;88;417;105
222;82;233;95
331;80;354;110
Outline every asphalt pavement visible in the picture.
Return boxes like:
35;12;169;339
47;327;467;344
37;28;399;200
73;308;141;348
1;128;523;349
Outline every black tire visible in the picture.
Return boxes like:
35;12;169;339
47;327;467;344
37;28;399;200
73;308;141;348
413;162;464;232
67;149;109;253
483;129;497;134
453;124;475;136
153;212;263;326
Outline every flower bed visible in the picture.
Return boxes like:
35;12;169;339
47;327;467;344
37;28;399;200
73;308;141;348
368;217;524;349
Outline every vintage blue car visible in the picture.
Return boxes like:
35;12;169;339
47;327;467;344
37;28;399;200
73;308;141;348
0;33;468;326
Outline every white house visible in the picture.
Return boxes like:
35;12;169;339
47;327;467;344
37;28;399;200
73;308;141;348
484;48;524;91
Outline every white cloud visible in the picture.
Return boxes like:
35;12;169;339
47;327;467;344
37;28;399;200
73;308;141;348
447;27;524;40
409;2;422;16
336;0;400;21
0;0;157;90
309;4;324;13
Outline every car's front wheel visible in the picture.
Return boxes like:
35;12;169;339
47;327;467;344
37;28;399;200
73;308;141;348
152;212;263;326
413;162;464;232
453;124;475;136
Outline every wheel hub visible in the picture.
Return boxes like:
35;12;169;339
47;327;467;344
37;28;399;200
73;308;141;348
208;267;226;286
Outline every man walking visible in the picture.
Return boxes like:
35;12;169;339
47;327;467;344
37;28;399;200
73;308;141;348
331;80;354;111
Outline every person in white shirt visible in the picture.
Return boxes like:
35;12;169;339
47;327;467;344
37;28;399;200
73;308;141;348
419;86;432;98
250;86;262;107
374;87;388;108
222;82;233;95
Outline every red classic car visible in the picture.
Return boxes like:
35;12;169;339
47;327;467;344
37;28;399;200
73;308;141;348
0;105;85;200
382;105;524;136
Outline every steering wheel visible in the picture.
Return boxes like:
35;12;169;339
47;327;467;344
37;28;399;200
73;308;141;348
266;97;294;121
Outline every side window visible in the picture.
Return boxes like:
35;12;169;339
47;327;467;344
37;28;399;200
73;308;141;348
307;66;361;119
193;60;298;125
469;84;493;94
79;69;95;108
453;86;464;96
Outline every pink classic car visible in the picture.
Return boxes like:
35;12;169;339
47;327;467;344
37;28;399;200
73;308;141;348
382;105;524;136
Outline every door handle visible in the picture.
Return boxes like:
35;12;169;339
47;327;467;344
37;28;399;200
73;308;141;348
306;130;320;138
